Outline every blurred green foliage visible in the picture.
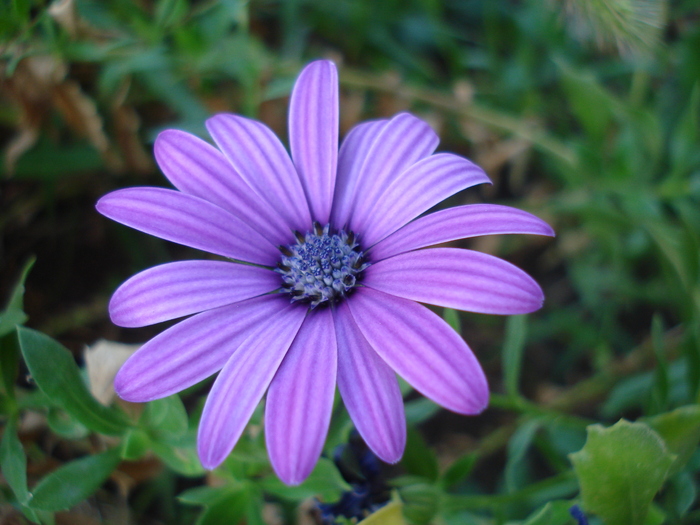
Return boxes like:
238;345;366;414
2;0;700;524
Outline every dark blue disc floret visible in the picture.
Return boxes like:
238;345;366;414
277;223;368;307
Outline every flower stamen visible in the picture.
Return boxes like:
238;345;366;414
277;224;368;307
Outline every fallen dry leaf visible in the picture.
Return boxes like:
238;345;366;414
84;339;140;406
2;53;123;175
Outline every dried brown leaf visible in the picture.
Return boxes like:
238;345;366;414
48;0;81;38
1;56;65;174
84;340;140;406
110;81;153;174
2;54;122;174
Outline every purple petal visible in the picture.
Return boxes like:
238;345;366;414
289;60;339;225
114;295;290;402
197;302;307;469
96;187;279;265
347;113;439;233
370;204;555;260
110;261;280;327
265;308;337;485
330;120;388;228
334;302;406;463
155;130;292;245
206;114;311;233
360;153;491;247
347;287;488;414
363;247;544;315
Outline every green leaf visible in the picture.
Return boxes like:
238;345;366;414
17;327;129;436
9;141;104;180
558;62;618;140
570;420;675;525
120;429;151;461
155;0;187;28
663;471;696;518
502;314;528;398
222;432;270;479
398;482;440;525
259;457;350;502
523;500;577;525
440;452;477;491
404;397;440;425
141;395;188;439
0;257;34;337
0;416;30;504
648;314;670;413
151;438;205;477
442;308;461;332
46;408;89;440
401;428;439;483
506;418;541;492
28;447;121;511
179;485;249;525
0;332;21;401
644;405;700;476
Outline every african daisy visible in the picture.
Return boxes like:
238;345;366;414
96;60;553;485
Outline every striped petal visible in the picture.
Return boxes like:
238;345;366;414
347;113;439;233
360;153;490;247
266;308;337;485
109;261;280;327
370;204;555;260
363;247;544;315
330;119;388;228
347;287;488;414
96;187;279;265
155;130;292;245
114;295;289;402
206;114;312;232
197;302;307;469
334;301;406;463
289;60;339;224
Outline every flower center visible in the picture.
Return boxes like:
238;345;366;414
277;223;368;307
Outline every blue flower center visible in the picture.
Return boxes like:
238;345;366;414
277;223;368;307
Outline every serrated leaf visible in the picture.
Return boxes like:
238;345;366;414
358;500;406;525
644;405;700;476
0;416;30;504
17;326;129;436
28;447;121;511
570;420;675;525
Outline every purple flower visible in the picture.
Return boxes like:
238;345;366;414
97;60;553;485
